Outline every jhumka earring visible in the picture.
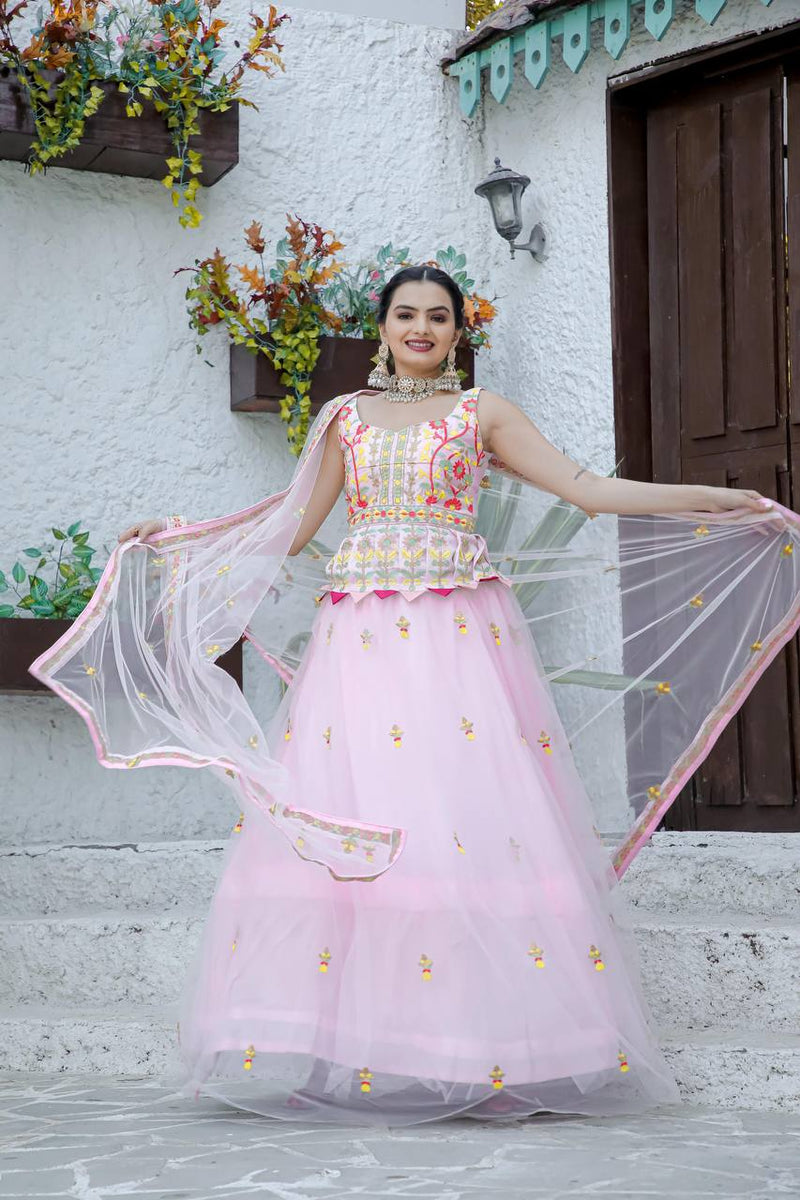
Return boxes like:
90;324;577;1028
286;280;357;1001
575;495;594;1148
438;344;460;392
366;340;391;390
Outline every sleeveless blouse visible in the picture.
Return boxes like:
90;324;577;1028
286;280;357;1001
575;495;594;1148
319;386;513;604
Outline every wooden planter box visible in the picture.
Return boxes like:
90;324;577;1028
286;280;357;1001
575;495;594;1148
0;67;238;185
230;336;476;413
0;617;243;695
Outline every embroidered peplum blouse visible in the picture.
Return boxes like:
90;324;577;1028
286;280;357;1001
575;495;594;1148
319;386;513;605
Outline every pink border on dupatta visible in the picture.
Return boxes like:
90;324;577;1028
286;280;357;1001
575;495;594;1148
611;500;800;878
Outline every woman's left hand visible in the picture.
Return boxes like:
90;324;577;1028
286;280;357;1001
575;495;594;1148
697;486;773;515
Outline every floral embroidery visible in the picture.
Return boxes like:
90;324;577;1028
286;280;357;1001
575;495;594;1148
453;831;466;854
489;1065;505;1090
233;813;244;832
490;622;502;645
538;731;552;754
319;948;331;973
509;836;521;861
360;629;374;649
325;623;334;644
390;723;403;747
527;943;545;968
460;716;475;740
655;682;671;695
396;615;410;638
419;953;433;981
324;391;505;596
694;524;710;537
284;719;292;742
454;611;468;634
588;944;606;970
750;640;763;652
323;726;331;746
243;1044;255;1071
618;1049;630;1073
359;1067;373;1093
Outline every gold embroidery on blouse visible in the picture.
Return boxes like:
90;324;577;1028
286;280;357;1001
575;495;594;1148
690;595;704;608
655;682;671;694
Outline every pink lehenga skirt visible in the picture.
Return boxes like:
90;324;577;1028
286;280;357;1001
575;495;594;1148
171;577;681;1125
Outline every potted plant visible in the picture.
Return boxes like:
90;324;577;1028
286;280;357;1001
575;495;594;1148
0;522;242;692
179;218;498;454
0;0;289;227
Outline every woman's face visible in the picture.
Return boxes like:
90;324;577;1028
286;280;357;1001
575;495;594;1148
379;280;460;378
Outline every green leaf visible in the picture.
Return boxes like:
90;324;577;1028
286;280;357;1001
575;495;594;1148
52;528;67;540
22;547;43;558
11;562;26;584
0;605;16;617
67;521;82;537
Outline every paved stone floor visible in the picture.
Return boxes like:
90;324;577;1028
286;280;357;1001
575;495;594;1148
0;1074;798;1198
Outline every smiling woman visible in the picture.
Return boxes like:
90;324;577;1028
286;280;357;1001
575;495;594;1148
29;266;800;1128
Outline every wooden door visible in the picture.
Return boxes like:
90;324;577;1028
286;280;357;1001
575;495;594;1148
608;37;800;832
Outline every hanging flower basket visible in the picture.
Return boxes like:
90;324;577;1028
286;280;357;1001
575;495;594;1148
0;616;244;695
0;67;238;185
0;2;289;226
230;336;476;413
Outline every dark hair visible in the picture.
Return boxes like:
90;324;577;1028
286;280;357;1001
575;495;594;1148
376;265;465;331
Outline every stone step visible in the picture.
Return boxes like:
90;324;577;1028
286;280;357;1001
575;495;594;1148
1;908;797;1034
4;831;799;919
617;831;800;919
0;1006;797;1111
0;840;226;918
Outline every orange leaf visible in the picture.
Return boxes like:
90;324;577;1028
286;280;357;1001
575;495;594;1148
237;264;266;293
244;220;265;255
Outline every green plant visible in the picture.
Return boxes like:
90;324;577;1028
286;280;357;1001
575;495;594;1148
0;0;289;227
0;521;106;618
179;213;346;455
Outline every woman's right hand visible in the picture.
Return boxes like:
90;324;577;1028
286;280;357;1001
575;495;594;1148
117;518;166;545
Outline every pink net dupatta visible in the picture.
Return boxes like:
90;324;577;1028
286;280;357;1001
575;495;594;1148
29;391;800;882
28;394;405;883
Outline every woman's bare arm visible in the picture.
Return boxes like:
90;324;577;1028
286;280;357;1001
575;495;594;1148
287;417;346;555
479;390;770;516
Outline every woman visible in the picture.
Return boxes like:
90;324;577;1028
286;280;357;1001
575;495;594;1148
33;266;800;1126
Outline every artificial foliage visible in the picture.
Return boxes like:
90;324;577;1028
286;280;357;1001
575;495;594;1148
465;0;505;30
179;217;498;454
0;0;289;227
0;521;105;618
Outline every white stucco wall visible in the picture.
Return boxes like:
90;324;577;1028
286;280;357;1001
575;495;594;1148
0;4;490;846
2;0;796;850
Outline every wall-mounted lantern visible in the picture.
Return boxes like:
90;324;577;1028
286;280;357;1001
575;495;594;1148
474;157;547;262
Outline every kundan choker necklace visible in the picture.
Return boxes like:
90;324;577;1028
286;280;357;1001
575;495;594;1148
366;341;461;401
